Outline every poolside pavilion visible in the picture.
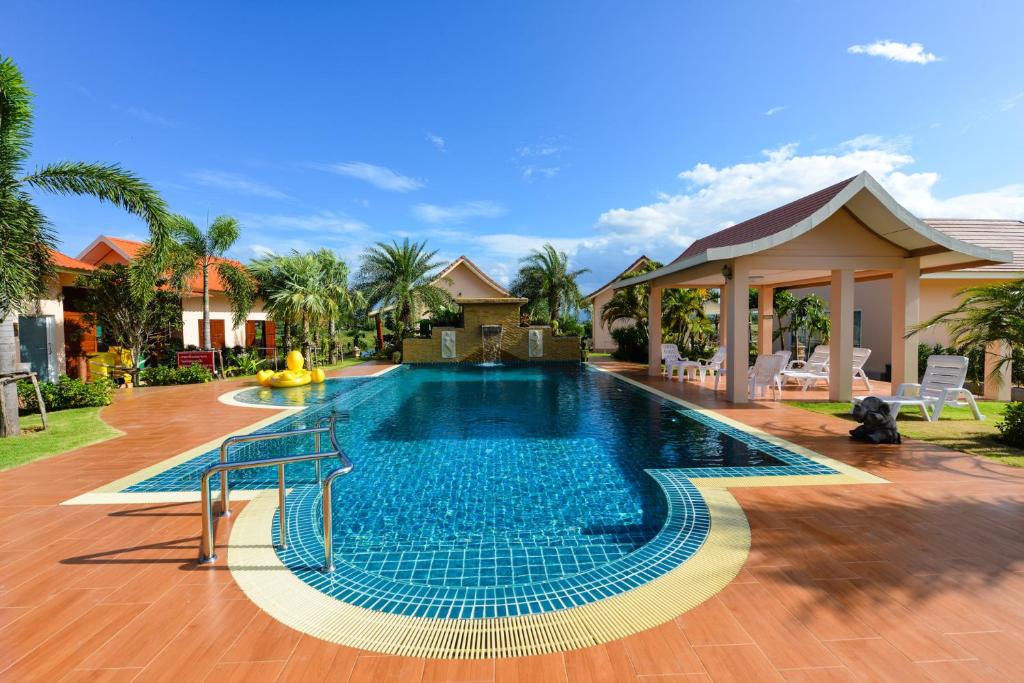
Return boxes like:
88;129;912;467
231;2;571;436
617;171;1013;403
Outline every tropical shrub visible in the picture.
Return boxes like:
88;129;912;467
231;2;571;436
610;324;648;363
554;315;585;337
17;376;113;414
225;350;266;376
140;363;213;386
997;402;1024;448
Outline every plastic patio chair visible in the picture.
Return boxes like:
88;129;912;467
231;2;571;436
853;354;984;422
661;343;700;381
748;353;787;400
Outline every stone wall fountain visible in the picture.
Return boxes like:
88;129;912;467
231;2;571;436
480;324;502;366
401;297;581;363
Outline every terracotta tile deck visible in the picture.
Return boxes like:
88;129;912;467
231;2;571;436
1;360;1022;682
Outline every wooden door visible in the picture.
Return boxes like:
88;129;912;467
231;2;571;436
64;311;97;378
197;319;226;348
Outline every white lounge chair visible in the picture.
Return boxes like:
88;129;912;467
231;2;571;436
781;345;829;386
748;353;788;400
781;347;872;392
853;355;984;422
661;344;698;380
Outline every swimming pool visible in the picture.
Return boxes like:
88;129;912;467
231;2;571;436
128;364;834;619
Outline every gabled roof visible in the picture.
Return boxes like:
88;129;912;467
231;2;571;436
368;255;510;316
435;255;510;296
76;234;242;292
583;255;653;301
616;171;1012;289
49;249;96;272
678;177;857;260
925;219;1024;272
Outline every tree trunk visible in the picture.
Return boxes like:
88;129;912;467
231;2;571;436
328;318;337;364
0;315;20;437
375;316;384;351
301;314;312;369
202;265;211;350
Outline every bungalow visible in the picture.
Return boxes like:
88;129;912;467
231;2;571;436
584;256;653;353
16;235;270;381
368;255;511;319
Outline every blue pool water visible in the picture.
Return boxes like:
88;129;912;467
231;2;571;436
128;364;834;616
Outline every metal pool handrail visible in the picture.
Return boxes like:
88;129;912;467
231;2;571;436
198;413;354;568
216;412;348;517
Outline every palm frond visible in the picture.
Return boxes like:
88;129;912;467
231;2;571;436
22;161;169;259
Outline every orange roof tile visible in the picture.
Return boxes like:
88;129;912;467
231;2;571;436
49;249;96;271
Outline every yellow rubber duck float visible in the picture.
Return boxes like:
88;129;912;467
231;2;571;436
257;350;326;388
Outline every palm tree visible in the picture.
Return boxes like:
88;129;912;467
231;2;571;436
662;288;715;352
0;56;168;437
600;261;663;329
788;294;831;359
913;279;1024;381
312;249;359;363
355;239;451;343
772;290;799;351
512;244;589;324
164;214;241;350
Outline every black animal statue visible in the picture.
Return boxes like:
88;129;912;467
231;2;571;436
850;396;901;444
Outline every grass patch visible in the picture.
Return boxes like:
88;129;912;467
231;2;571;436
318;357;368;372
3;407;122;471
790;400;1024;467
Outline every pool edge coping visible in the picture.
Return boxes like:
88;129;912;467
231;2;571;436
226;483;750;658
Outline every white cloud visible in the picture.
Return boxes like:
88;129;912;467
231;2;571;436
764;106;787;116
517;140;567;157
412;201;506;224
312;161;424;192
238;210;368;234
515;138;567;182
522;166;561;181
1002;92;1024;112
426;132;447;152
187;170;291;200
847;40;941;64
118;105;175;127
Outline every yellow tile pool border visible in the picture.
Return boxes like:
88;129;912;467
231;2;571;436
227;485;750;659
62;364;402;506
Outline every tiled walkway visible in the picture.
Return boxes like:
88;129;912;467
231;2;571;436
1;360;1022;682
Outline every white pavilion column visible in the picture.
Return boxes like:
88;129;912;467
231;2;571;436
984;341;1012;401
829;269;855;401
758;285;774;355
724;260;750;403
647;284;663;377
890;258;920;386
718;286;727;346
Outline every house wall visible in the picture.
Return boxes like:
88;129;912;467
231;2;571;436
789;276;999;377
441;262;506;299
181;293;267;348
590;288;637;352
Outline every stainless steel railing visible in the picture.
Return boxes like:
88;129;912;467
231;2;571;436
197;413;353;568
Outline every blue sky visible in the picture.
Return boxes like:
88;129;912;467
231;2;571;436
4;2;1022;293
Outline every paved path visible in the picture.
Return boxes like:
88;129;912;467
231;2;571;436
0;360;1021;682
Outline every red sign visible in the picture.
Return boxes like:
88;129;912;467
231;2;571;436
177;351;216;372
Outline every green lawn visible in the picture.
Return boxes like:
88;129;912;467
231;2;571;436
2;407;123;471
319;357;368;372
789;400;1024;467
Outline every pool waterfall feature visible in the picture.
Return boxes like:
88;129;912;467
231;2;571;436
480;324;502;364
402;297;581;363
